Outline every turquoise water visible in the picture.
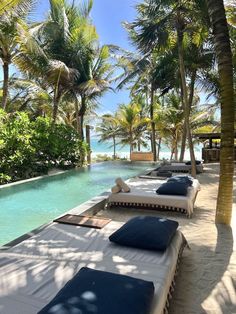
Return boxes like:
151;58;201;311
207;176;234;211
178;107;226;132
0;161;155;246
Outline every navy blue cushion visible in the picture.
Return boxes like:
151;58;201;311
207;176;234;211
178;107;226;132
185;160;201;165
156;181;189;196
156;170;172;177
109;216;178;251
38;267;154;314
168;175;193;186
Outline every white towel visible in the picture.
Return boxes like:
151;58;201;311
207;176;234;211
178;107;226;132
115;177;130;193
111;185;121;193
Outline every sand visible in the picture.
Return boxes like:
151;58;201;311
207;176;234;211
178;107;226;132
96;163;236;314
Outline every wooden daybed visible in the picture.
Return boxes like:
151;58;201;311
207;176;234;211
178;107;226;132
107;178;201;217
0;218;187;314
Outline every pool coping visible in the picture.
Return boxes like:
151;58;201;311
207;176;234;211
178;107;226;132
0;169;67;189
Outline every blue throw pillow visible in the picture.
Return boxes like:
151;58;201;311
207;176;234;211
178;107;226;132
38;267;154;314
185;160;201;165
109;216;178;251
156;181;189;196
168;175;193;186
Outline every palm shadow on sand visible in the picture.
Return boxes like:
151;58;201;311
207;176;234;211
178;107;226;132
169;223;235;314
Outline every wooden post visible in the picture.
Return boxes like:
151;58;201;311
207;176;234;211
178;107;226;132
86;125;91;164
209;138;213;148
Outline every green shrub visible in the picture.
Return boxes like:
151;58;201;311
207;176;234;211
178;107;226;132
0;110;88;183
0;173;11;184
32;117;88;167
0;111;36;181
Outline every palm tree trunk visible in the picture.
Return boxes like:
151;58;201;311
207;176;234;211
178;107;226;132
180;70;197;162
113;136;116;159
175;150;178;161
174;134;178;161
79;96;86;141
188;71;196;112
138;142;141;151
176;14;197;177
179;121;187;161
157;137;161;160
170;148;174;160
150;85;157;161
52;93;61;123
206;0;235;225
79;115;84;140
74;96;80;132
179;84;186;161
146;88;153;153
85;125;91;164
129;129;133;160
1;62;9;110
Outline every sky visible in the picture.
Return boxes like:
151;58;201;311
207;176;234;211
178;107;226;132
33;0;139;114
90;0;138;113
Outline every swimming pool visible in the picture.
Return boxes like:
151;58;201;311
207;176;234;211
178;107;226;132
0;161;155;246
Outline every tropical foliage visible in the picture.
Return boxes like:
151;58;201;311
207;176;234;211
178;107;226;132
97;93;216;161
0;110;87;184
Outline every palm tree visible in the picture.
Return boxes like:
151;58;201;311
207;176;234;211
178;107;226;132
73;45;113;140
117;103;149;159
0;2;34;109
14;20;73;122
96;114;120;159
156;92;184;160
206;0;235;225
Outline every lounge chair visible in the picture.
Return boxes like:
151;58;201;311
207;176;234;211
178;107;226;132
107;178;200;217
0;219;187;314
139;169;172;180
156;162;204;174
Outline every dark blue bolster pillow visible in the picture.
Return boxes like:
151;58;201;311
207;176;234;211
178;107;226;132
109;216;178;251
156;181;189;196
38;267;155;314
168;175;194;186
185;160;201;165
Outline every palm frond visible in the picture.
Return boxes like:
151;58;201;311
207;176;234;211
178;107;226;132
0;0;36;19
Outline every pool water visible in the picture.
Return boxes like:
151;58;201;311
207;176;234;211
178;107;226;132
0;161;155;246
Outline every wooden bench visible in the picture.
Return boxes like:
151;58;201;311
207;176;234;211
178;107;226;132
130;152;154;161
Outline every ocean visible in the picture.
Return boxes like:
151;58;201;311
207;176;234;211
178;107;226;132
90;137;203;161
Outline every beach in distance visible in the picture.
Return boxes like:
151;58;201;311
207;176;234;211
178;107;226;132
90;137;203;161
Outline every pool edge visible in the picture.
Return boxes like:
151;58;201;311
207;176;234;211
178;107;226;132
0;160;158;189
0;193;108;250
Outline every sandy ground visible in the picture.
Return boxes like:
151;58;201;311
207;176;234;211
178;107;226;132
96;163;236;314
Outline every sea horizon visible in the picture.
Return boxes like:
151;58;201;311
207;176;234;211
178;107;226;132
90;137;203;161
